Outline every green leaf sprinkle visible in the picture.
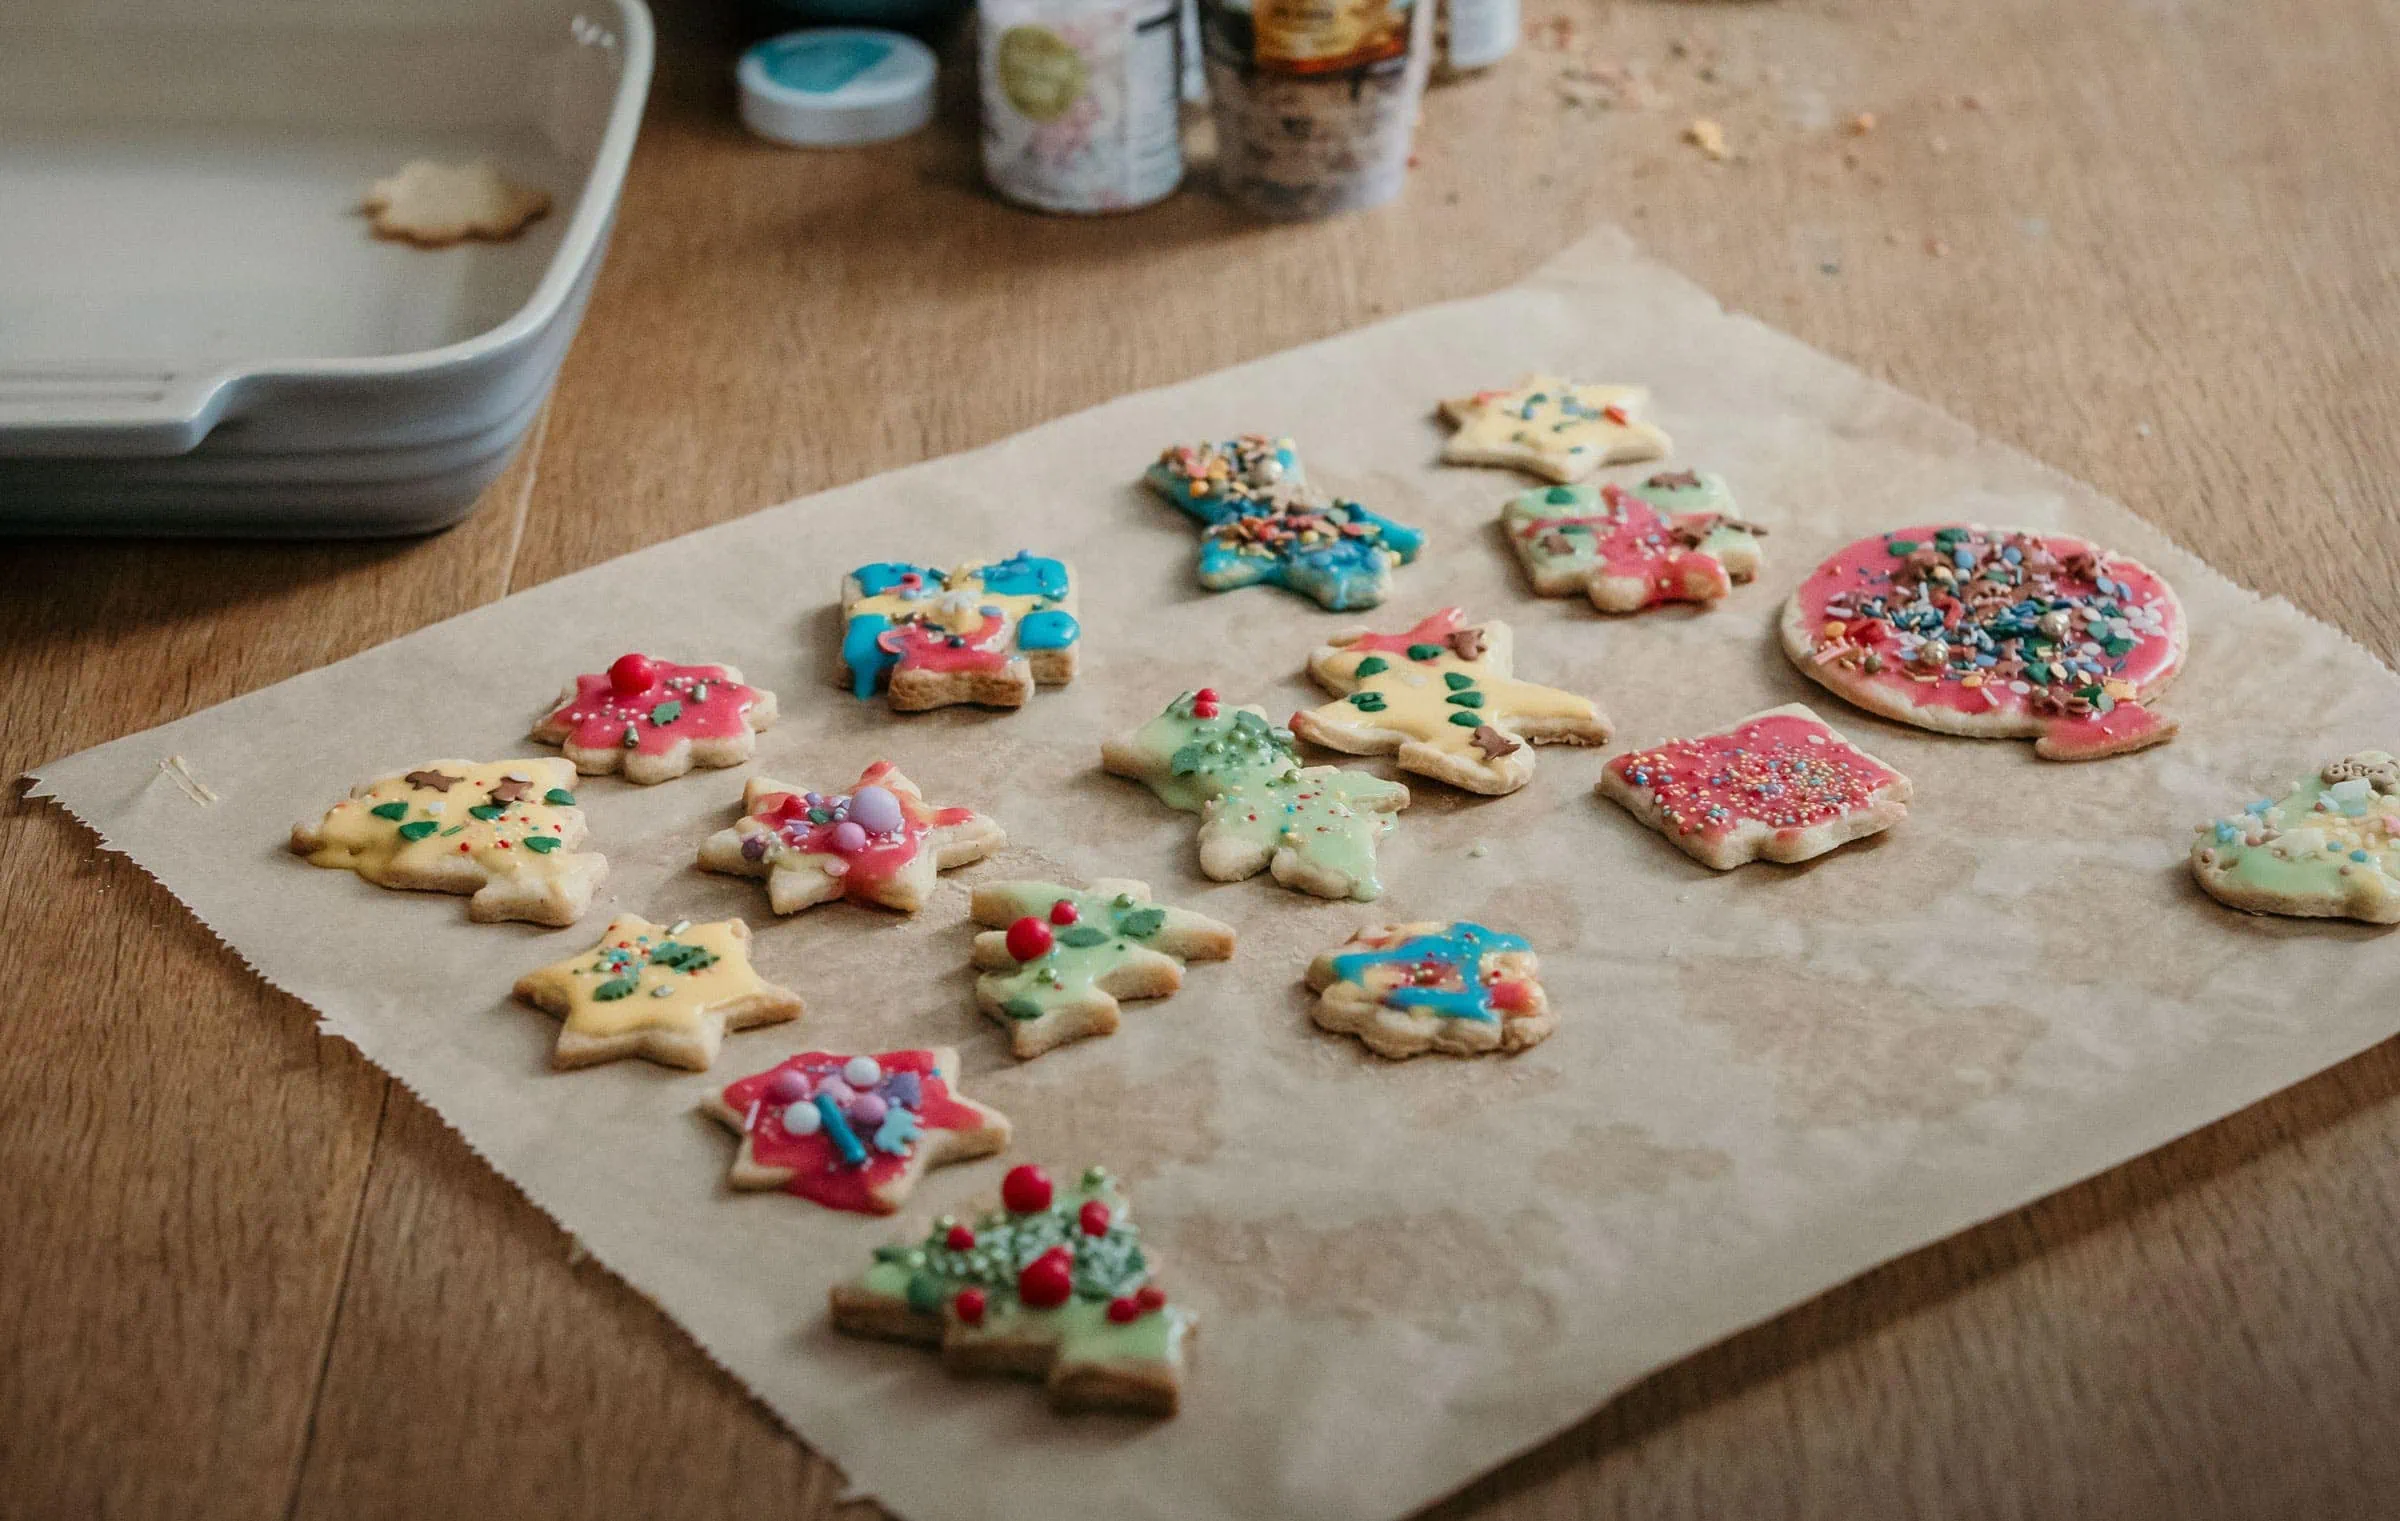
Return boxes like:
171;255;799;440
593;975;639;1002
1447;712;1484;728
1443;672;1474;690
1544;485;1580;505
468;804;505;821
1056;925;1110;949
395;820;439;841
1886;540;1918;555
649;941;718;972
1353;656;1389;678
544;788;576;806
1406;644;1444;662
1002;995;1046;1021
1446;691;1484;708
905;1273;944;1314
521;835;562;854
649;700;683;726
1349;692;1386;711
1115;906;1166;938
370;801;410;821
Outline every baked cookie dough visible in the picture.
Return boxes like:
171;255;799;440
2191;752;2400;923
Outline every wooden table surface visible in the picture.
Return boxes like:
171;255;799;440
8;0;2399;1514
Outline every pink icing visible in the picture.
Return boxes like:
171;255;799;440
752;760;974;899
1791;525;2182;726
719;1049;984;1214
546;657;759;756
1349;606;1469;654
1518;485;1732;607
1606;711;1902;840
877;611;1010;677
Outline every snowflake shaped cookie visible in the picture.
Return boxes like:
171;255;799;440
703;1047;1010;1214
1102;688;1408;901
840;552;1079;710
1503;472;1765;613
1290;607;1611;795
1307;921;1554;1058
1144;435;1424;610
1598;703;1913;869
290;758;605;925
969;880;1235;1060
830;1164;1194;1416
2191;751;2400;923
696;761;1004;915
513;915;802;1071
362;159;550;245
1439;376;1670;483
532;653;777;783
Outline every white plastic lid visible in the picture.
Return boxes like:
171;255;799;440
738;29;937;147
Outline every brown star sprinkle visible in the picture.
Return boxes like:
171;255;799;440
403;769;463;792
1449;628;1488;661
1471;725;1521;760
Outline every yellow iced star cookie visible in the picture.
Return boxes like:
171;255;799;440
290;758;605;926
1439;375;1671;483
1289;608;1611;796
514;915;802;1071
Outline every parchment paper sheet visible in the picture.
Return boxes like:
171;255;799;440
32;228;2400;1521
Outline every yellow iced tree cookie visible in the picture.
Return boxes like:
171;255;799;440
1438;375;1671;483
290;758;605;926
1289;608;1611;796
513;915;802;1071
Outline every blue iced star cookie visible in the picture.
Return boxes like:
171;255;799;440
1144;435;1423;612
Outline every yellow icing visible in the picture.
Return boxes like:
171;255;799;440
846;561;1065;643
302;758;584;889
517;916;771;1041
1445;376;1670;475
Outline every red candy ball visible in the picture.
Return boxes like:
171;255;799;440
1005;916;1054;963
1192;685;1220;719
1106;1296;1141;1324
607;653;658;696
1017;1247;1074;1309
1135;1284;1166;1311
1079;1200;1112;1237
944;1224;976;1251
1048;899;1079;926
1000;1164;1053;1214
953;1287;986;1326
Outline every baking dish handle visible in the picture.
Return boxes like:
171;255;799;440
0;369;234;459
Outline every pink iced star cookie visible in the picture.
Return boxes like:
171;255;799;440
1598;703;1913;869
696;761;1004;915
532;653;777;783
703;1047;1011;1215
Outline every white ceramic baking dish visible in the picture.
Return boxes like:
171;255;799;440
0;0;653;535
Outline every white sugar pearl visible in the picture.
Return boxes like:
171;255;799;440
783;1101;822;1135
843;1056;882;1088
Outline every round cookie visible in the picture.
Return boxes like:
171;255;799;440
1779;524;2186;761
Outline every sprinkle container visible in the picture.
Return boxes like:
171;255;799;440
977;0;1187;214
1200;0;1433;219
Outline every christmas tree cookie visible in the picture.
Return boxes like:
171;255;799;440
1307;921;1554;1059
840;551;1079;711
697;762;1004;915
532;652;777;783
970;880;1235;1059
1503;472;1765;613
2191;751;2400;923
830;1164;1194;1416
290;758;605;925
1290;608;1611;796
1102;687;1409;901
513;915;802;1071
1598;704;1913;869
702;1047;1010;1213
1438;376;1670;483
1782;525;2186;760
1144;435;1424;611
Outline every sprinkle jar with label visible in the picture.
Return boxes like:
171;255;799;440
978;0;1187;214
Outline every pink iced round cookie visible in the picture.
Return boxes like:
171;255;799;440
1778;524;2186;761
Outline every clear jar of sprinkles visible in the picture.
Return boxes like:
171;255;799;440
978;0;1187;214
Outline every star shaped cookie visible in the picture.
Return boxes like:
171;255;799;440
363;159;550;246
1503;472;1766;613
514;915;802;1070
702;1047;1011;1214
290;758;606;925
1289;608;1611;795
840;552;1079;710
1306;921;1554;1059
1101;688;1408;901
1438;376;1670;483
1144;435;1424;611
1598;703;1913;869
969;880;1235;1059
697;762;1003;915
532;653;777;783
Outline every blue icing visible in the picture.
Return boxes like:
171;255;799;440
841;612;898;699
978;550;1070;599
1148;443;1421;611
853;561;944;598
1329;922;1530;1024
1019;608;1080;650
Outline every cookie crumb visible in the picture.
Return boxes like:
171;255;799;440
1468;843;1488;858
1846;111;1877;135
1685;117;1729;160
158;754;219;806
1924;235;1950;257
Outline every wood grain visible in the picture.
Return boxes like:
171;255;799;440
8;0;2399;1515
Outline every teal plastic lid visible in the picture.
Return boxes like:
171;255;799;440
737;29;937;146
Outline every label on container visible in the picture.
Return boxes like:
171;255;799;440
1251;0;1412;73
981;0;1184;213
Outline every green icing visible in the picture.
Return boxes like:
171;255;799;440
2203;770;2400;900
369;801;409;821
1131;695;1300;812
978;884;1183;1021
1203;770;1406;901
395;819;438;841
